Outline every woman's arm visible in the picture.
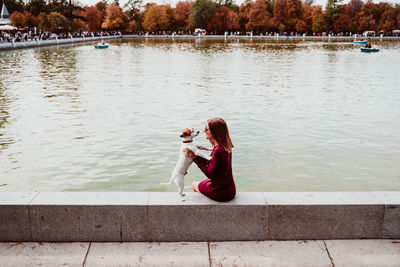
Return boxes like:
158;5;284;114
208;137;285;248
193;148;224;179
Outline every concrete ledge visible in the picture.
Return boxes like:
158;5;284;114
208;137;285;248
0;192;399;241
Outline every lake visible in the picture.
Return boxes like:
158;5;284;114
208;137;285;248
0;38;399;192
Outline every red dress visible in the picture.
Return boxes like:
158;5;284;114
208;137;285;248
193;145;236;202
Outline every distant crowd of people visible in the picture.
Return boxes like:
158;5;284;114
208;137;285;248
0;31;121;43
1;29;400;43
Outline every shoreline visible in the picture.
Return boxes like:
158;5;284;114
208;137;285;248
122;34;400;41
1;34;399;51
0;35;121;51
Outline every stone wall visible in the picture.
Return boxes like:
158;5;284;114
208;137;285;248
1;192;399;242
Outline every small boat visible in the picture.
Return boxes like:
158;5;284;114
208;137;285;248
360;47;380;52
354;40;368;45
285;36;292;40
95;42;109;49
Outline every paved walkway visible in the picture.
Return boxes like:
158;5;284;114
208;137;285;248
1;239;399;266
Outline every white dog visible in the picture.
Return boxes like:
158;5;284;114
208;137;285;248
161;128;212;201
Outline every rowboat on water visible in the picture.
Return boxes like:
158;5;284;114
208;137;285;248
354;40;368;45
95;42;109;49
360;47;380;52
285;36;292;40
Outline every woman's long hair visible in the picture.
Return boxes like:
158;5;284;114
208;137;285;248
207;118;234;153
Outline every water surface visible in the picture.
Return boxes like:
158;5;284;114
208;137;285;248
1;38;399;192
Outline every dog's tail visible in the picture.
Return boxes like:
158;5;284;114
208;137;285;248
160;175;174;185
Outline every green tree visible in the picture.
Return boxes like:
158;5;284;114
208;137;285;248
312;13;328;33
189;0;216;29
40;12;71;33
325;0;342;31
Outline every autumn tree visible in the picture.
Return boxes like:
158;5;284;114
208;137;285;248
84;6;102;31
124;0;142;19
25;11;41;28
101;2;129;31
142;4;170;31
189;0;216;29
287;0;303;32
295;20;307;33
343;0;363;33
379;7;397;32
273;0;288;32
333;5;352;33
246;0;273;33
73;18;88;31
301;3;315;33
124;0;143;30
358;0;378;32
10;10;41;28
175;1;191;30
207;5;238;34
311;6;327;33
10;11;26;27
238;0;251;32
126;19;138;33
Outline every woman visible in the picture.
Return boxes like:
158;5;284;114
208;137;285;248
184;118;236;202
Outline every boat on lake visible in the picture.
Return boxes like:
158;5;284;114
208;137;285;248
95;42;109;49
354;40;368;45
285;36;292;40
361;47;380;52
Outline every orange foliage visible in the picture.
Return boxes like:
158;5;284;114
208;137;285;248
295;20;307;33
102;2;129;31
10;11;26;28
85;6;102;31
272;0;288;32
73;18;88;31
10;11;40;28
246;0;273;33
142;4;170;31
175;1;191;30
207;6;239;33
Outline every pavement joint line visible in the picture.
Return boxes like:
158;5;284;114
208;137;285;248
146;193;150;242
82;242;92;267
27;205;32;241
28;192;40;242
323;240;335;267
28;192;41;205
380;205;386;238
120;221;122;242
207;242;212;267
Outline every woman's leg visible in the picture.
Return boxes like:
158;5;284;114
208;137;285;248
192;182;200;192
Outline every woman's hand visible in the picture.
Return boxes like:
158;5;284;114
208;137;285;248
184;148;196;159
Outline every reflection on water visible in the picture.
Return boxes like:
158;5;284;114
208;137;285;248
0;38;400;192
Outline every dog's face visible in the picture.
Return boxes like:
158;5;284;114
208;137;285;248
180;128;200;139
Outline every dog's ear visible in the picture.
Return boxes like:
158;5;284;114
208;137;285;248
180;128;191;138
